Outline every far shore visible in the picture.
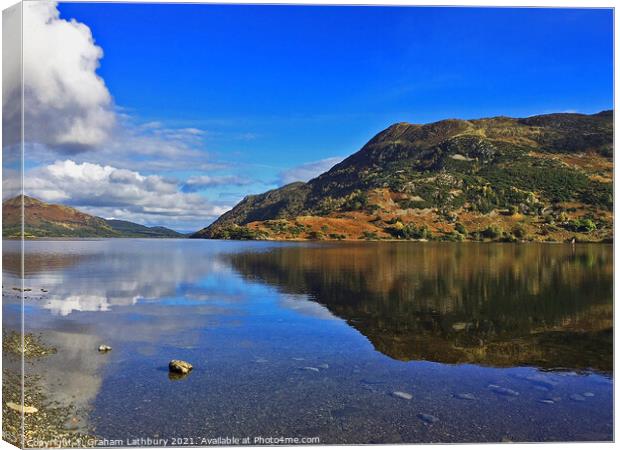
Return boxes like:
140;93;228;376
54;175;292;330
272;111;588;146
2;236;613;244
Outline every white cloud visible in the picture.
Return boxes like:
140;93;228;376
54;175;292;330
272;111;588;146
3;2;116;150
3;4;22;148
279;156;344;185
24;160;230;230
20;115;221;173
182;174;252;192
7;3;219;167
278;294;337;321
3;3;251;231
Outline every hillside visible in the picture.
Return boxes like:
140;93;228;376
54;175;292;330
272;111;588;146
104;219;185;238
2;196;183;238
193;111;613;242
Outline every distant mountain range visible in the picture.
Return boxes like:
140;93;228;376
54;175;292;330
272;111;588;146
2;196;183;238
2;111;613;242
193;111;613;242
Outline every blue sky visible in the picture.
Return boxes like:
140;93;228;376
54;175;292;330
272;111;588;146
18;3;613;232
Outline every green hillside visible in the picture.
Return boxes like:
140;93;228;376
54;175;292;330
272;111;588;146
193;111;613;242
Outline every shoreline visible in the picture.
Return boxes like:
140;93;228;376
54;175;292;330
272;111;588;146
2;236;613;244
2;331;96;448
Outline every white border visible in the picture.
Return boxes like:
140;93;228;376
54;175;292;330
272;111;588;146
0;2;615;450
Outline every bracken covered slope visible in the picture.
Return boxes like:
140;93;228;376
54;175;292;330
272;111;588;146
2;196;183;238
193;111;613;242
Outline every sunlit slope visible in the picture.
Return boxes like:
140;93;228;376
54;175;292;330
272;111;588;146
194;111;613;242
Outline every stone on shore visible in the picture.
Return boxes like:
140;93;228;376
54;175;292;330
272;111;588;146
6;402;38;414
452;322;468;331
169;359;193;374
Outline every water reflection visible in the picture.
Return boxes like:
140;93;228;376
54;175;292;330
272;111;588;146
3;239;247;316
1;239;613;443
226;242;613;373
4;240;613;373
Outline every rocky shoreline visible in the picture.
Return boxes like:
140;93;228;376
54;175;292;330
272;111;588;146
2;331;96;448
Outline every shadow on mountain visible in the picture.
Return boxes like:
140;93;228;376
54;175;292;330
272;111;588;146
226;242;612;374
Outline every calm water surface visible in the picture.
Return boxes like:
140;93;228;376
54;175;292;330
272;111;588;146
3;240;613;444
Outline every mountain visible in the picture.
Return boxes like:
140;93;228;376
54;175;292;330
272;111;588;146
2;196;183;238
193;111;613;242
103;219;184;238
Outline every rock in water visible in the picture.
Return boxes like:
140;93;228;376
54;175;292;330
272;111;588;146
168;372;189;381
569;393;586;402
6;402;38;414
169;360;193;374
391;391;413;400
454;393;477;401
98;345;112;352
488;384;519;397
418;413;439;424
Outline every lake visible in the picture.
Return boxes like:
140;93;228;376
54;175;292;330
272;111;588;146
2;239;613;445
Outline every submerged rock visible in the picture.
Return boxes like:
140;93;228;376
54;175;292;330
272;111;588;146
524;374;558;390
168;372;190;381
6;402;38;414
418;413;439;424
391;391;413;400
488;384;519;397
360;384;380;393
360;379;385;385
98;345;112;352
569;393;586;402
582;392;595;397
169;359;193;374
454;393;477;401
331;405;362;419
